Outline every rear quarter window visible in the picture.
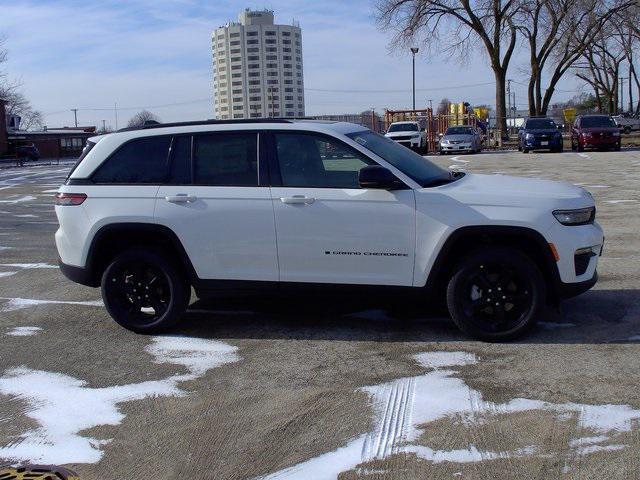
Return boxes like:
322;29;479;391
92;136;171;184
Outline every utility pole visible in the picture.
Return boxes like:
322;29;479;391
428;99;433;111
71;109;78;127
114;103;119;130
101;120;106;132
410;47;419;110
620;77;627;113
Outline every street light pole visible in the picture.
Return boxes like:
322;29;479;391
71;108;78;127
410;47;419;110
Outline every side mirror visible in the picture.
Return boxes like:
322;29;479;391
359;165;401;189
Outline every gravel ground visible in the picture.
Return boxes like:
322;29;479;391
0;149;639;479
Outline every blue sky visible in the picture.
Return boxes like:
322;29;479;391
0;0;588;129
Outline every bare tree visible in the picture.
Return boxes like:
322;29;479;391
517;0;634;116
126;110;160;128
436;97;451;115
0;37;44;130
376;0;519;134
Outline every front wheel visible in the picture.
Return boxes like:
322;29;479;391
101;248;190;333
446;247;545;341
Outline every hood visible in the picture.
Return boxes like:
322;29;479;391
385;130;420;138
429;173;593;210
442;134;474;142
580;127;619;133
524;129;560;135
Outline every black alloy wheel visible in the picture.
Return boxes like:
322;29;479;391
101;249;189;333
447;247;545;341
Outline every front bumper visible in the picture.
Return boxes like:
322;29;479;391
546;220;604;285
523;136;562;150
440;143;473;152
581;136;619;148
557;271;598;299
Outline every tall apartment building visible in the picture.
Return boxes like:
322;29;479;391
212;9;305;119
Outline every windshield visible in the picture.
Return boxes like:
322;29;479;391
347;130;449;187
526;119;557;130
581;116;615;128
388;123;419;132
445;127;474;135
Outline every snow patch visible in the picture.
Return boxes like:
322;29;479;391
6;326;43;337
605;200;636;204
0;297;103;312
0;195;36;204
0;336;239;465
0;272;17;279
259;351;640;479
0;263;57;269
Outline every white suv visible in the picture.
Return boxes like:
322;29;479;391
384;121;426;152
55;119;603;341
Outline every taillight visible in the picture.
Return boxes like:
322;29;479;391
54;192;87;206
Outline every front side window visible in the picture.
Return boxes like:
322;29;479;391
274;133;374;189
193;133;258;186
347;130;448;187
92;136;171;183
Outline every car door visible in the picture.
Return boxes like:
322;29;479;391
267;130;416;286
154;131;278;282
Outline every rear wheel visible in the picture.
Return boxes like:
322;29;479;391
101;248;190;333
522;148;529;154
446;247;545;341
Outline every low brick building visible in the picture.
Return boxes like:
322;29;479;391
8;126;97;159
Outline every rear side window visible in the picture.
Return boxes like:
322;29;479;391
193;133;258;186
92;136;171;184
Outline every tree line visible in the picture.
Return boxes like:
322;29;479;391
376;0;640;132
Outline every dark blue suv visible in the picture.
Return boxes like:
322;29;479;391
519;117;563;153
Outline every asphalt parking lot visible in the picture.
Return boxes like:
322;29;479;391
0;150;639;479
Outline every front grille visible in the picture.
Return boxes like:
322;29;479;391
393;136;414;141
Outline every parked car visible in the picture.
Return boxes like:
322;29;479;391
571;115;621;152
16;144;40;161
384;121;426;152
519;117;564;153
612;114;640;134
55;119;602;341
439;125;482;154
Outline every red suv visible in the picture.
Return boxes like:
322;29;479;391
571;115;621;152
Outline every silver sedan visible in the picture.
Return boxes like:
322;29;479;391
439;126;483;154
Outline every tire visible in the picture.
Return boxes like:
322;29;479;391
101;248;190;333
624;126;631;134
571;141;576;151
576;143;584;152
446;247;545;342
615;143;621;151
522;148;529;154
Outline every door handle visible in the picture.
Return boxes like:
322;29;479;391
280;195;315;205
165;194;197;203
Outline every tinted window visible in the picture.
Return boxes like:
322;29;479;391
581;116;615;128
347;130;448;187
526;118;557;130
92;137;171;183
169;136;191;184
388;123;419;132
275;133;374;188
193;133;258;186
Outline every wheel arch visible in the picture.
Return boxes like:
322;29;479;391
424;225;561;303
84;223;197;287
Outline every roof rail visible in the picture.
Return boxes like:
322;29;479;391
117;118;295;132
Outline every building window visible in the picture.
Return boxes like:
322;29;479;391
230;32;240;38
284;80;293;85
247;39;258;45
250;96;261;101
267;72;277;76
284;72;292;77
282;39;291;45
265;39;276;44
247;47;259;53
230;48;241;54
233;105;243;110
266;63;277;69
248;72;260;77
285;87;293;92
266;47;277;52
266;55;277;60
283;55;291;60
231;65;241;70
265;31;276;36
248;64;260;69
232;89;243;94
283;47;291;52
267;79;278;85
282;31;291;37
249;80;260;85
286;111;294;117
248;55;259;61
233;114;244;119
232;73;242;78
232;81;242;86
231;56;241;62
247;31;258;36
249;88;261;93
230;41;240;46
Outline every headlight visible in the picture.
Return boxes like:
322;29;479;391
441;139;449;145
525;133;534;140
553;207;595;226
411;133;420;138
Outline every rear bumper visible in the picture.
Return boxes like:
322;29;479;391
58;257;98;287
